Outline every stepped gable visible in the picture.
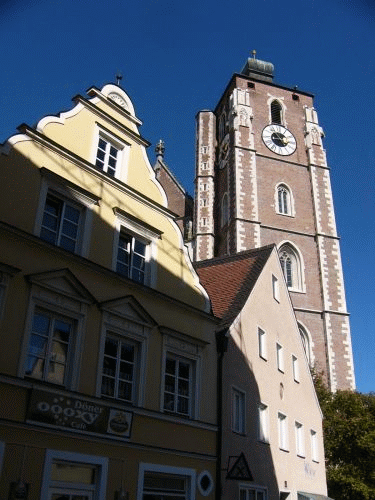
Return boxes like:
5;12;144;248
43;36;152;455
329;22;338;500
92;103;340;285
194;245;274;327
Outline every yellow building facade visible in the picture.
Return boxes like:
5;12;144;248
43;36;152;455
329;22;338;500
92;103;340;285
0;84;218;500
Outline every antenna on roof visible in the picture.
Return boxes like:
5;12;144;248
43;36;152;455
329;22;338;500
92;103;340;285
116;71;123;86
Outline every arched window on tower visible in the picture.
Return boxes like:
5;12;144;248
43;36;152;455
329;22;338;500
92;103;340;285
276;184;293;216
278;243;304;292
271;100;282;124
298;323;312;366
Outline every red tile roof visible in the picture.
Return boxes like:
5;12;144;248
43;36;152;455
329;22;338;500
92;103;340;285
195;245;274;327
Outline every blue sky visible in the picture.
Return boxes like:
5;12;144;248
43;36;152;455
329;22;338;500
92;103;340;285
0;0;374;393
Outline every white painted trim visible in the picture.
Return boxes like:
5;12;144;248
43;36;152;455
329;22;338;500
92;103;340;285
274;182;295;217
257;402;270;444
37;102;85;133
96;312;150;406
231;385;246;434
137;463;196;500
40;449;108;500
277;240;306;293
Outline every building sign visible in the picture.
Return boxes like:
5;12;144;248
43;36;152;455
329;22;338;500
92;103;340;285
26;389;133;439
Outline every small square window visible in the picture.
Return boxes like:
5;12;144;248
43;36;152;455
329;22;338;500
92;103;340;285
232;387;246;434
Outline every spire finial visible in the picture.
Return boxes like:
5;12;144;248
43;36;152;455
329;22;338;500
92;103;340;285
116;71;123;86
252;49;257;59
155;139;165;160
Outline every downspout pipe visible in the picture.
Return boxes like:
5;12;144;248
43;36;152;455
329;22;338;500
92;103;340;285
215;328;229;500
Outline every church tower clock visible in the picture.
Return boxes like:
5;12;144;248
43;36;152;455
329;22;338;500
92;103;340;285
193;53;355;391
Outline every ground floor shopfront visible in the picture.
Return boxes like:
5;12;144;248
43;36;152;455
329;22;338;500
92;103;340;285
0;379;216;500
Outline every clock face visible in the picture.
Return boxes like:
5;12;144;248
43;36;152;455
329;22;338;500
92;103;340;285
108;92;127;109
262;124;296;156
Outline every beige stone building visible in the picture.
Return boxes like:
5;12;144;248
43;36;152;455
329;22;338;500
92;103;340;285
196;245;329;500
0;83;218;500
193;54;355;392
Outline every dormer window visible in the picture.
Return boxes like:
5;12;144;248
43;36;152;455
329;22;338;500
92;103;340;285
271;100;282;124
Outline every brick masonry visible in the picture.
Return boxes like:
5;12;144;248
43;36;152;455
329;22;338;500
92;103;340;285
193;68;355;390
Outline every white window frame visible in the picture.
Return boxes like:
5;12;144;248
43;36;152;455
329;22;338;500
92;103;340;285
240;484;267;500
232;386;246;434
278;242;306;293
18;272;91;391
292;355;300;382
275;183;295;217
34;170;99;258
137;463;196;500
258;403;269;443
276;343;284;373
113;209;160;288
278;412;289;451
161;333;202;420
91;125;130;181
272;274;280;302
310;430;319;462
295;421;305;457
258;327;267;361
40;449;108;500
201;146;208;154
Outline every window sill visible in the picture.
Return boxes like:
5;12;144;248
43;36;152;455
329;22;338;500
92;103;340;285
232;430;247;437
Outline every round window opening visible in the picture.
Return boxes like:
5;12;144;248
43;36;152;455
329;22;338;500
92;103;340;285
197;471;214;496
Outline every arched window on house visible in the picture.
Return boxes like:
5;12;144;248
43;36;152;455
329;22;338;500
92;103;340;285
221;193;229;227
271;100;282;124
278;243;304;292
298;323;312;366
276;184;293;216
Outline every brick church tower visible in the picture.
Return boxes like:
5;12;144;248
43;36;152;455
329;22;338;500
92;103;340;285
193;53;355;391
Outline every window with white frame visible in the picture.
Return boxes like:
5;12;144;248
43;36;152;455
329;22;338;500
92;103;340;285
292;355;300;382
277;184;293;216
113;208;161;288
258;328;267;360
278;243;304;292
25;309;75;385
40;450;108;500
276;343;284;373
295;421;305;457
272;275;280;302
117;231;147;284
310;430;319;462
101;334;139;403
258;403;269;443
40;193;83;253
232;387;246;434
20;269;92;390
36;169;100;257
278;412;288;451
163;355;194;417
138;463;196;500
201;146;208;154
95;136;120;177
161;332;202;419
240;485;267;500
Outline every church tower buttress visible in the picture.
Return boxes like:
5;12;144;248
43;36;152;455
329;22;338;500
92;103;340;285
193;54;355;390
